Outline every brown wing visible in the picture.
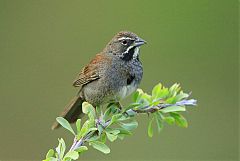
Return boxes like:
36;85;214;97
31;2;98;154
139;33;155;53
73;65;99;87
73;54;110;87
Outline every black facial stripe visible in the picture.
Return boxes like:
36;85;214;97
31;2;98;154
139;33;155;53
121;46;136;61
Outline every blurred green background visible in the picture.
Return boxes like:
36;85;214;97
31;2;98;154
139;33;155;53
0;0;238;161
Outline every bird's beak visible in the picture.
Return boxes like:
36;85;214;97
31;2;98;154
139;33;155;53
134;37;147;47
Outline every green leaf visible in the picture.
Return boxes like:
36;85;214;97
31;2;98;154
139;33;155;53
133;89;144;102
169;83;181;95
117;115;131;121
124;103;141;112
165;97;177;104
99;132;107;143
156;111;165;120
119;121;138;131
116;128;132;135
117;127;133;140
125;110;137;116
148;117;154;137
117;134;125;140
97;124;104;135
105;129;120;142
96;106;101;115
175;91;189;101
82;102;92;114
135;89;151;106
115;128;132;140
105;129;120;135
151;99;162;106
132;90;140;102
59;138;66;158
157;87;169;99
103;107;112;120
108;103;120;114
56;138;66;159
152;83;162;99
46;149;55;158
76;119;81;135
90;141;110;154
78;120;90;138
64;151;79;160
106;132;118;142
164;116;175;125
161;106;186;113
56;117;75;135
82;102;95;118
170;113;188;128
141;92;152;102
88;134;100;142
87;127;98;134
75;146;88;153
137;97;150;108
108;114;122;126
154;113;163;132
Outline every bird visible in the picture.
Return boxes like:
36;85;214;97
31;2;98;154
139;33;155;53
52;31;146;130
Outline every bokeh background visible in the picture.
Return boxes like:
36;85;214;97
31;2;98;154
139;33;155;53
0;0;238;161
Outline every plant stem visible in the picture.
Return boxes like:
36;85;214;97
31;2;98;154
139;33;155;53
68;98;197;151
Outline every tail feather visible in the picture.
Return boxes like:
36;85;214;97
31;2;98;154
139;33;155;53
51;96;84;130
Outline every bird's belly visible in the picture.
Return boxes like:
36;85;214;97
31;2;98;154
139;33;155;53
116;83;137;100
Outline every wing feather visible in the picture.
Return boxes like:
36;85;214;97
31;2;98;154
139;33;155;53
73;54;110;87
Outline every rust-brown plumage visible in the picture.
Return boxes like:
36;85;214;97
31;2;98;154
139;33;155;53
73;54;109;87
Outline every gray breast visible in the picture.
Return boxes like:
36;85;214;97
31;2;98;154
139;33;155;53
114;57;143;101
82;53;143;105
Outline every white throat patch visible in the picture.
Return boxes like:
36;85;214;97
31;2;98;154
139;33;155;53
133;47;140;59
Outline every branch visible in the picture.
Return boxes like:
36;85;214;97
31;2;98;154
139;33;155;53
43;83;197;161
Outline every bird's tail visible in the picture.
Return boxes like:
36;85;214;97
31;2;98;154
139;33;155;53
51;96;84;130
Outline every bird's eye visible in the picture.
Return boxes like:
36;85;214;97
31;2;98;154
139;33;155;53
122;40;127;45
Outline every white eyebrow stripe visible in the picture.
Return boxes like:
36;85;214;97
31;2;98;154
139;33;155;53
118;37;135;41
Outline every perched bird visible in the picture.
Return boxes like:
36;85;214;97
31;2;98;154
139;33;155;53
52;31;146;129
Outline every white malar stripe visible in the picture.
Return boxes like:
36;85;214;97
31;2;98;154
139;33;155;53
122;46;140;59
123;45;134;54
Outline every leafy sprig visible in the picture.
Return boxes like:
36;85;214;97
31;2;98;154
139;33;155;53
43;83;197;161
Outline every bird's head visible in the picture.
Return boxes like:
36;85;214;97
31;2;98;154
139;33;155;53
105;31;146;61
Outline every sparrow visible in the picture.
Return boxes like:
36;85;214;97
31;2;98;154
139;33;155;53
52;31;146;129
